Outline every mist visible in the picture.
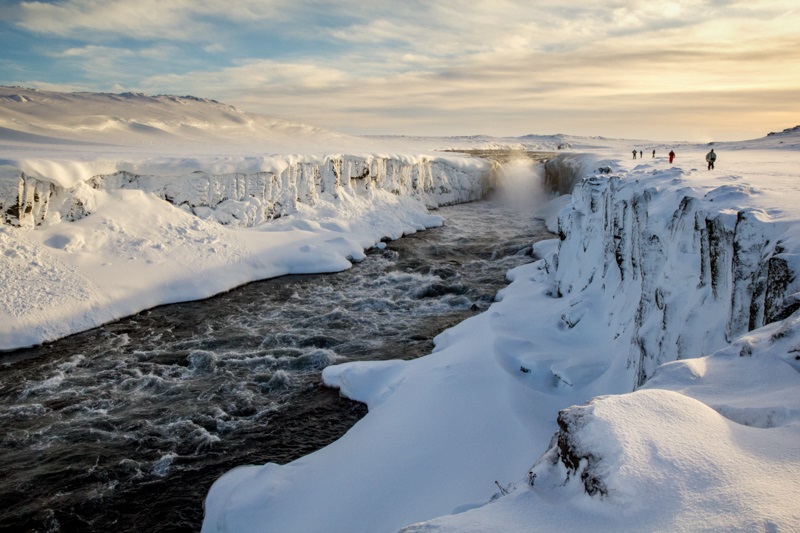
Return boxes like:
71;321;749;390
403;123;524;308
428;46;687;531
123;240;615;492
493;158;548;212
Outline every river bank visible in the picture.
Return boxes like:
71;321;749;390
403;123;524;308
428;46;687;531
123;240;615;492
0;195;552;531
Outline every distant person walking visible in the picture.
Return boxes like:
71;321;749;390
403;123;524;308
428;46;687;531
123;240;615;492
640;150;643;158
652;150;656;158
706;149;716;170
669;150;675;163
632;149;637;159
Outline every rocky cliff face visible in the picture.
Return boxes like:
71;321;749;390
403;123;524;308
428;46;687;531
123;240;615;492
543;153;602;195
518;158;800;515
546;164;797;389
1;155;492;228
0;173;99;227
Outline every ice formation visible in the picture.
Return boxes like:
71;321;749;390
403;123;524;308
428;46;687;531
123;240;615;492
2;155;490;230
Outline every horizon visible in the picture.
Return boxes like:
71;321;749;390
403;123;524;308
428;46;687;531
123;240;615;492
2;83;794;145
1;1;798;143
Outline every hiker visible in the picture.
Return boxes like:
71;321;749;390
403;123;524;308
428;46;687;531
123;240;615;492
668;150;675;163
632;149;637;159
640;150;643;158
652;150;656;158
706;149;716;170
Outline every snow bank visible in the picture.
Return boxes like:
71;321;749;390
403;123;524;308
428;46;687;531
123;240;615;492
0;154;492;350
203;144;800;533
2;154;490;229
553;163;799;388
407;313;800;532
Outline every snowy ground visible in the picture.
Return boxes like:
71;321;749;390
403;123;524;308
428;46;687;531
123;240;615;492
2;88;799;532
203;134;800;532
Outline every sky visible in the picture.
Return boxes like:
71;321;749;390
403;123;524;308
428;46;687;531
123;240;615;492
1;0;799;141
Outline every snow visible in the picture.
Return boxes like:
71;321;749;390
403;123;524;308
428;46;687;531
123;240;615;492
3;86;800;532
0;88;492;350
0;171;469;349
202;130;800;532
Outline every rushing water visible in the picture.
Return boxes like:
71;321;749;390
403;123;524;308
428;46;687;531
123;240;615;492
0;196;553;532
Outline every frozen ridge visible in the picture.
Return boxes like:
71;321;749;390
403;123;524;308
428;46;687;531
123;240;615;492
0;153;493;350
1;154;490;229
202;143;800;532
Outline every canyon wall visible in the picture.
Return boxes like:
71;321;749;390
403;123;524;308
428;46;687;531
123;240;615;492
543;156;798;389
1;155;493;228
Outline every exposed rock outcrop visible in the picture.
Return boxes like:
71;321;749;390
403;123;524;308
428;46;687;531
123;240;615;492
543;153;602;195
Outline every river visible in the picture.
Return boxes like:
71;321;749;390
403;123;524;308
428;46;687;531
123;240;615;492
0;187;553;532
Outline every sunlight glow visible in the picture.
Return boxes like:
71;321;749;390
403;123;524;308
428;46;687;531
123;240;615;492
1;0;798;140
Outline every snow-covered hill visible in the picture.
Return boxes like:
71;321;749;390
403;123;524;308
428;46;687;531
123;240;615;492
368;132;675;153
0;86;361;155
715;124;800;151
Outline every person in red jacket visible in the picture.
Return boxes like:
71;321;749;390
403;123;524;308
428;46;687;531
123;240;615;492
668;150;675;163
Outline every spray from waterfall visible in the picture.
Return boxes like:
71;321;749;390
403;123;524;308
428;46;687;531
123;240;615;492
493;158;547;212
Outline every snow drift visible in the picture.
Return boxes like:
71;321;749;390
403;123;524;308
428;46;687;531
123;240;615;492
397;148;800;532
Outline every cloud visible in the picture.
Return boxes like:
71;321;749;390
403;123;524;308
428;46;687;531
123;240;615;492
2;79;88;93
60;44;135;58
14;0;324;41
204;43;226;53
43;43;195;88
128;32;796;139
17;0;198;39
5;0;800;140
140;59;349;96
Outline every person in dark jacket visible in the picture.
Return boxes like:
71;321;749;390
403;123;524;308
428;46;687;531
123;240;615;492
668;150;675;163
706;149;716;170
